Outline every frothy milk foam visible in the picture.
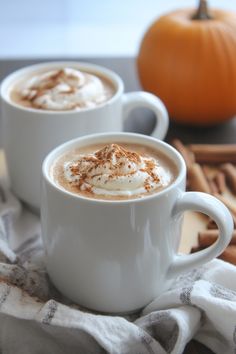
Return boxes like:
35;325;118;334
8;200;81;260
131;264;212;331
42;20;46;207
51;143;177;200
9;67;115;111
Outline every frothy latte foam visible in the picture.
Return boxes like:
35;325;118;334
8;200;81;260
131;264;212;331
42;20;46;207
51;143;177;200
10;67;115;111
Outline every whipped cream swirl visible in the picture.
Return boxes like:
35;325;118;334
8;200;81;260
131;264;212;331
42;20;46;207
19;68;112;110
64;144;171;197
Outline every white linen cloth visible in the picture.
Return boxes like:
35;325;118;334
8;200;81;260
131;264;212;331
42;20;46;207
0;185;235;354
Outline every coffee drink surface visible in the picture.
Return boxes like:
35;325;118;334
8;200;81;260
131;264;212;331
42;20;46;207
9;67;115;111
51;143;177;200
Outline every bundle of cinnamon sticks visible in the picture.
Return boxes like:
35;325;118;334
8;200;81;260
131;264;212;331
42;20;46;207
172;139;236;265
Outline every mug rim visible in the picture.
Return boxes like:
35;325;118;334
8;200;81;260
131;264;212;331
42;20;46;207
0;61;124;114
42;132;186;205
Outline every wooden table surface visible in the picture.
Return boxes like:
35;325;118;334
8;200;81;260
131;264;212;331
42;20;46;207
1;57;235;354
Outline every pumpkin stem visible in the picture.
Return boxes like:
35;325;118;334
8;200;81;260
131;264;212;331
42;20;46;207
192;0;213;20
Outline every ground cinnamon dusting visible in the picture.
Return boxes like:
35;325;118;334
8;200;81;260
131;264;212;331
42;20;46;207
22;69;79;104
66;144;162;194
95;144;141;164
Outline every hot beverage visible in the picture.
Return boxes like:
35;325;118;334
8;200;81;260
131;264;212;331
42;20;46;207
9;67;115;111
51;142;177;200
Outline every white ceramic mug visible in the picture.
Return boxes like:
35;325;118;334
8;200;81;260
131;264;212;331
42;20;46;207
0;61;169;211
41;132;233;314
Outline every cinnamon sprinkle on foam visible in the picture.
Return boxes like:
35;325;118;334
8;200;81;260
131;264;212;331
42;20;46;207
63;143;171;198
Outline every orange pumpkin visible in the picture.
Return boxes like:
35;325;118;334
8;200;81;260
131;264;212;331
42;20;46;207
137;0;236;126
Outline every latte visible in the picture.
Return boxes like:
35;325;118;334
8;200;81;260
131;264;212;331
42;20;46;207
9;67;115;111
51;142;177;200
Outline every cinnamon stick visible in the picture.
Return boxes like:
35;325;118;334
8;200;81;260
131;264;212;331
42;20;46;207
202;165;214;179
188;144;236;164
230;213;236;227
207;218;217;229
198;230;236;247
172;139;195;169
202;165;219;194
214;193;236;216
207;214;236;229
208;179;219;194
188;163;211;193
220;163;236;194
192;244;236;265
191;246;204;253
218;245;236;265
214;171;226;194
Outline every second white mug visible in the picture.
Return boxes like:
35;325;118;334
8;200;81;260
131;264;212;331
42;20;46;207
0;61;169;210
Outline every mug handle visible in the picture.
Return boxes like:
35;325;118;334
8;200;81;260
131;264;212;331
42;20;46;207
122;92;169;140
167;191;234;279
